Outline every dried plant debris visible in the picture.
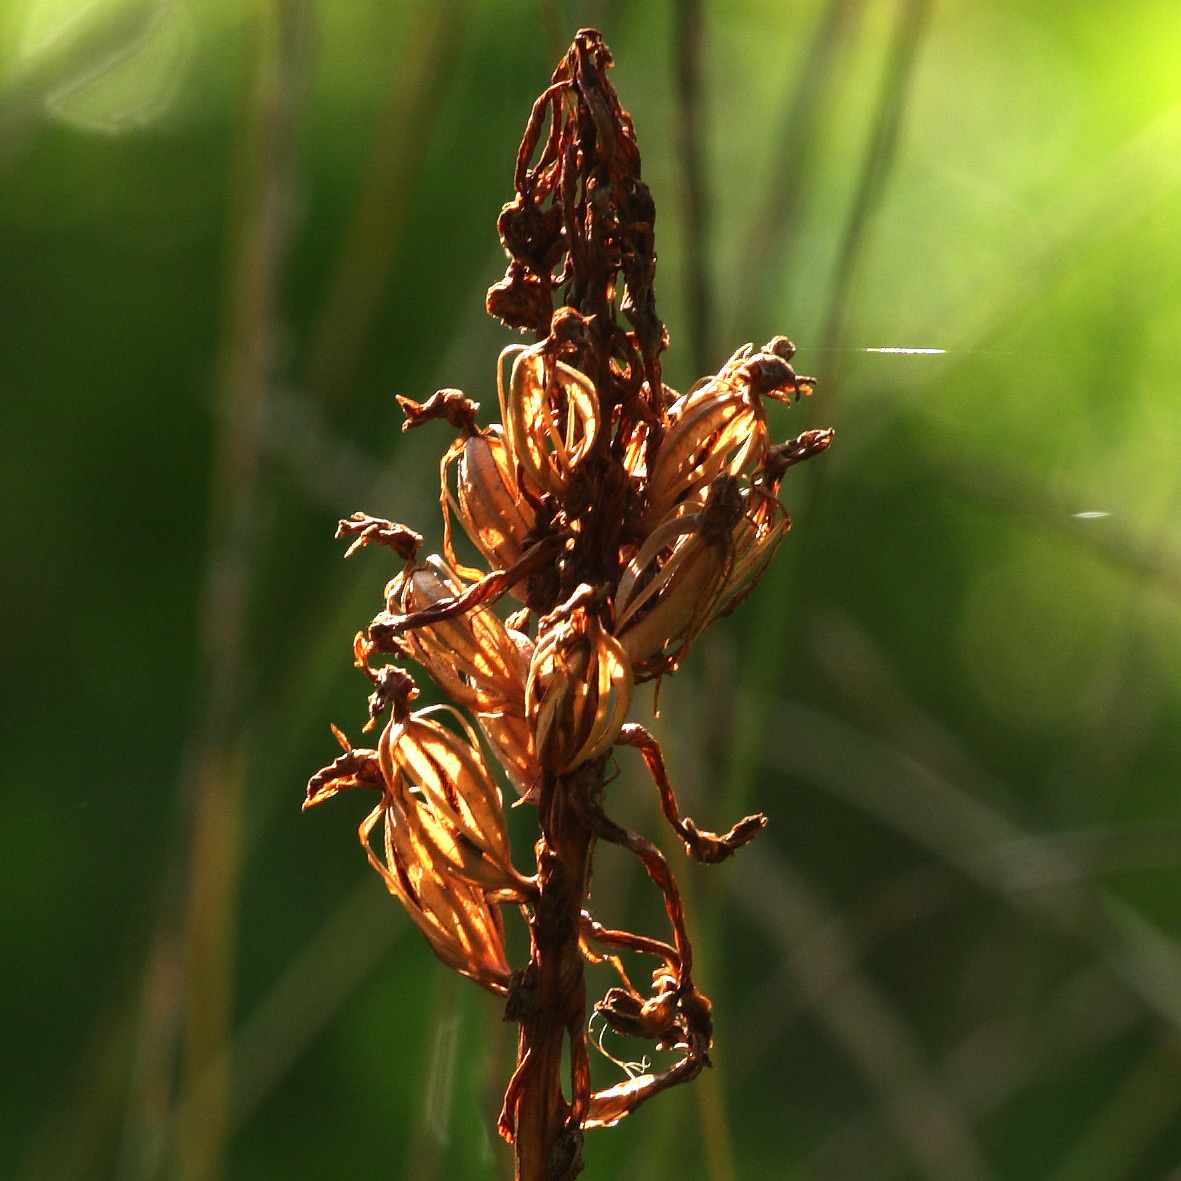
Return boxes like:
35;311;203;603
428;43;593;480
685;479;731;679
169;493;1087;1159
305;28;830;1180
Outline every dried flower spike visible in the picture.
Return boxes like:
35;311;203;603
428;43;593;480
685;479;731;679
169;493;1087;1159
305;28;830;1180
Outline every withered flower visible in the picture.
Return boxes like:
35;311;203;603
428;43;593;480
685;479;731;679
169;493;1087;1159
305;29;830;1180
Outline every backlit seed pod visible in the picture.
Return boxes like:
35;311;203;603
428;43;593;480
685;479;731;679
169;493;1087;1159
392;560;531;712
526;594;633;774
304;721;516;994
615;475;788;673
641;346;764;527
360;786;513;993
443;426;535;578
499;343;599;498
641;340;813;528
389;559;542;798
380;709;530;896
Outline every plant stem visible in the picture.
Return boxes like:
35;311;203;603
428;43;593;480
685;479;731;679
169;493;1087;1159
513;772;596;1181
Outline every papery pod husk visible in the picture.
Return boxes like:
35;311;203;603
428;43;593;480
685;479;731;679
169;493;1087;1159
615;488;788;672
308;719;514;994
360;796;512;994
382;709;518;881
395;561;532;711
615;533;727;671
499;344;599;498
478;709;541;801
393;561;542;796
641;346;769;527
447;427;534;581
525;603;633;774
705;490;790;628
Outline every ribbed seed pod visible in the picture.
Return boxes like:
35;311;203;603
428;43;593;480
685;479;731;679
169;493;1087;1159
499;343;599;498
642;340;812;528
641;346;764;527
304;717;521;994
526;593;633;774
615;475;788;673
392;559;541;799
381;709;526;892
445;426;535;577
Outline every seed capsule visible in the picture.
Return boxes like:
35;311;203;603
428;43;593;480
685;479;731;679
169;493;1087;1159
499;343;600;498
526;590;633;773
391;558;542;799
642;340;814;528
304;715;524;994
445;427;535;578
615;475;788;674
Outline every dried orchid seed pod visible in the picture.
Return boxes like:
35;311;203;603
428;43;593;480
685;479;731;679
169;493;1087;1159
360;781;514;993
641;347;766;527
305;710;514;994
392;559;542;799
381;709;529;897
616;474;786;672
395;560;531;710
642;337;819;528
526;591;633;773
447;426;535;578
499;343;600;498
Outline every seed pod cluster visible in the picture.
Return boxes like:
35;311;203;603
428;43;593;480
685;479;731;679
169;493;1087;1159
305;27;832;1172
307;329;830;1104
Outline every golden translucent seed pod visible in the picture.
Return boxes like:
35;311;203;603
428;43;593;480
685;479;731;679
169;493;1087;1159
525;596;633;773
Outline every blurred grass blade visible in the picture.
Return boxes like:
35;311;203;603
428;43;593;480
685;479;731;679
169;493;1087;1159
172;4;311;1178
0;0;161;157
303;0;468;409
226;882;404;1132
730;0;868;345
920;429;1181;604
44;0;192;134
818;0;931;394
1045;1041;1181;1181
721;0;928;844
672;0;713;375
762;694;1181;1036
731;846;994;1181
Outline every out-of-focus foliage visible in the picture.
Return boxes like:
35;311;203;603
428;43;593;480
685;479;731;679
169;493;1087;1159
5;0;1181;1178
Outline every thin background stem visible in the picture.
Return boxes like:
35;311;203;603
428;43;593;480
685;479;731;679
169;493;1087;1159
816;0;931;402
672;0;714;377
173;4;310;1179
729;0;868;345
303;0;468;411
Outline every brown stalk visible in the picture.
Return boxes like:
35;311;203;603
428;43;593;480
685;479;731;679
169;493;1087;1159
306;28;830;1181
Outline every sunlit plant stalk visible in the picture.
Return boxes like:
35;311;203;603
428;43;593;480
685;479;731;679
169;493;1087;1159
305;30;831;1180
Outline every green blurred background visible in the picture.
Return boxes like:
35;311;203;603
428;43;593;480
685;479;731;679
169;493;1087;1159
6;0;1181;1177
